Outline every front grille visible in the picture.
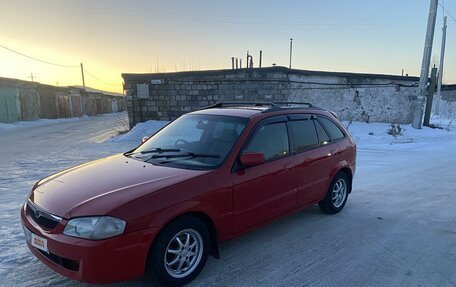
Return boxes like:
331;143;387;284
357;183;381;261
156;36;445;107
27;200;61;230
37;249;80;271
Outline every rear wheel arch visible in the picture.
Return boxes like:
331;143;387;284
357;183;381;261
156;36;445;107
319;171;350;214
328;162;353;194
338;167;353;194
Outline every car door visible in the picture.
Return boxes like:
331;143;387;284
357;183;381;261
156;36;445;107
287;114;340;206
231;116;299;233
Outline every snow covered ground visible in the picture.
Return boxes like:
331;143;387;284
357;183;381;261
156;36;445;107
0;112;455;287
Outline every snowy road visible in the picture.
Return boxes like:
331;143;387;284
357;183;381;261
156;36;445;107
1;113;455;287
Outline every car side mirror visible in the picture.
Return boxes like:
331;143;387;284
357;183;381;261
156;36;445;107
141;136;150;143
240;152;265;167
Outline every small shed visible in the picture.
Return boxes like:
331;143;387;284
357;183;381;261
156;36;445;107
0;78;40;122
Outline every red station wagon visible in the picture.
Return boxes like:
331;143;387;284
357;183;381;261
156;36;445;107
21;102;356;286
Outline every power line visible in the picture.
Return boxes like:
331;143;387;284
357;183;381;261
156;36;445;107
3;1;425;27
439;2;456;23
0;43;79;68
11;1;423;22
83;67;122;86
0;42;121;91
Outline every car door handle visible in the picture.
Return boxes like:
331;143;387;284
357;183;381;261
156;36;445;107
284;162;295;171
328;150;338;157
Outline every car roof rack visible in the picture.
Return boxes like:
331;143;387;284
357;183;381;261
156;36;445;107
200;101;321;113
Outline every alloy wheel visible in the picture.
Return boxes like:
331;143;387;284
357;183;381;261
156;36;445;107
164;229;204;278
332;178;347;208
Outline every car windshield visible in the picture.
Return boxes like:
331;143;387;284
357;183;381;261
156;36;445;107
131;114;248;169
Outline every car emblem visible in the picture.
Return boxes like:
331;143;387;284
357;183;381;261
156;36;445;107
35;210;41;218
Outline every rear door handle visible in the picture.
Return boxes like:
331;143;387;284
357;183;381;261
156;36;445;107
284;162;295;171
329;150;338;157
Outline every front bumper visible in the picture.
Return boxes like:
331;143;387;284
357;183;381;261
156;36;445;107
21;203;158;284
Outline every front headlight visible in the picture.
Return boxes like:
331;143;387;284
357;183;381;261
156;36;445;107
63;216;126;240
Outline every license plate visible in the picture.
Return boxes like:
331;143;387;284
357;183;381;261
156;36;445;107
23;226;49;253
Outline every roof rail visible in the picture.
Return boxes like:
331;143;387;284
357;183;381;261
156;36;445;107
201;101;278;109
272;101;313;107
200;101;318;112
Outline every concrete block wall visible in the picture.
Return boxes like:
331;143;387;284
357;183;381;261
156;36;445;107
287;74;418;123
441;85;456;103
436;85;456;117
123;69;306;128
123;67;421;128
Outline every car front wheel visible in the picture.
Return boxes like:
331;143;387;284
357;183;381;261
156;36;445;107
147;216;210;286
318;172;349;214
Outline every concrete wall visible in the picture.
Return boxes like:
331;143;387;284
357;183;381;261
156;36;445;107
436;85;456;117
287;74;418;123
122;67;420;128
0;77;126;123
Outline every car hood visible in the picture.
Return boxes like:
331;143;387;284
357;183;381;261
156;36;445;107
30;154;209;218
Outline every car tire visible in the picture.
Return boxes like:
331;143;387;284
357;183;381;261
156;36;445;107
318;172;350;214
146;216;210;286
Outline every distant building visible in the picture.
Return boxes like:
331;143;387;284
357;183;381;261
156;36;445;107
0;77;125;123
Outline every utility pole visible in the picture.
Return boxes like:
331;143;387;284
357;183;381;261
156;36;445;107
424;66;437;126
289;38;293;69
80;63;86;90
412;0;438;129
28;73;36;82
435;16;447;115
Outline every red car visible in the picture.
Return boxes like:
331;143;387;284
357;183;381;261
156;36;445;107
21;102;356;286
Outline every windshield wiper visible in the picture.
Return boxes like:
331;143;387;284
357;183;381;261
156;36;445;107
149;152;220;159
139;148;181;154
125;148;181;156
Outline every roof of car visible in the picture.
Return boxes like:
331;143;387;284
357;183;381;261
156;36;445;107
189;102;327;118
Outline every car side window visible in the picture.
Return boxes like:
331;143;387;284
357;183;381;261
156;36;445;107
314;120;331;146
319;117;345;141
288;119;319;152
244;122;289;161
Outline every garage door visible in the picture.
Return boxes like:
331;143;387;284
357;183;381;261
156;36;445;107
0;87;19;123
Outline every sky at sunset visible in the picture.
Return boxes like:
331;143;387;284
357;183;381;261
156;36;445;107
0;0;455;93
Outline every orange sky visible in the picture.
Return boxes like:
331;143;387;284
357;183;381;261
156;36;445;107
1;0;455;94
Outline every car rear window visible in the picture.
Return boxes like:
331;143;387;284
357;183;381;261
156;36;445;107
319;117;345;141
314;120;331;145
288;119;319;152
